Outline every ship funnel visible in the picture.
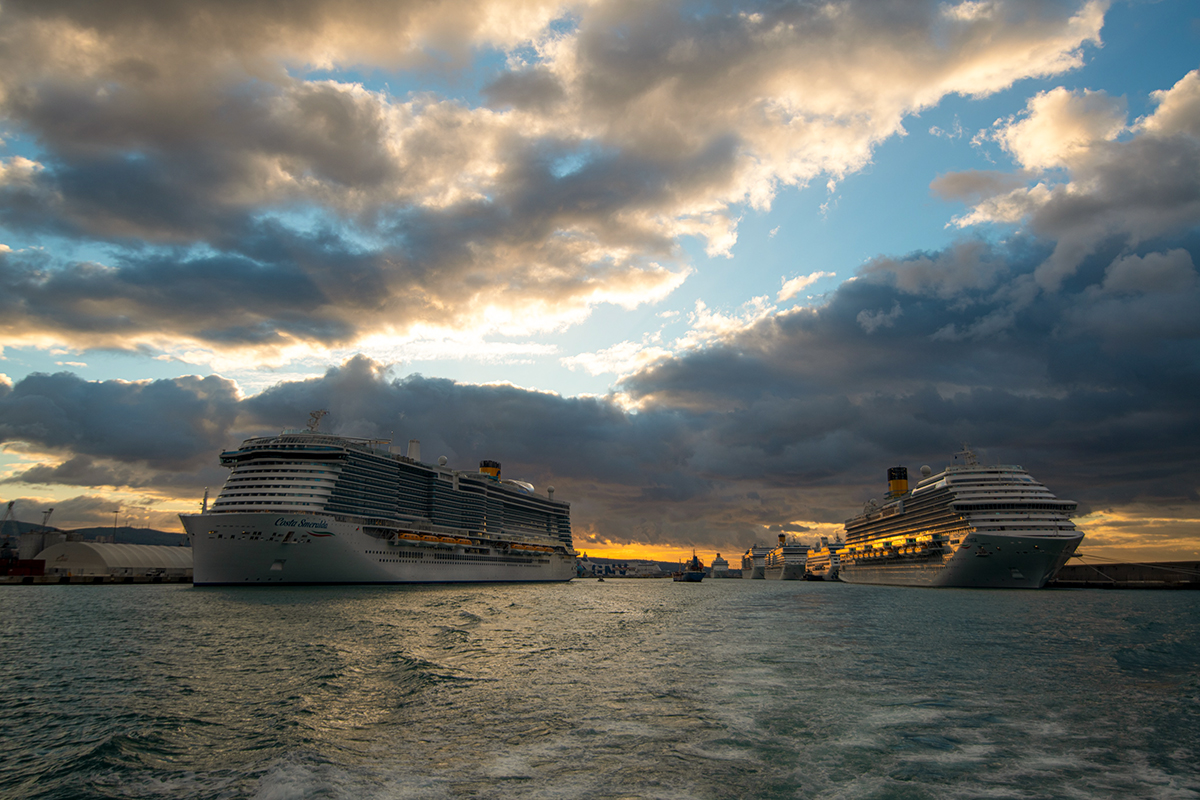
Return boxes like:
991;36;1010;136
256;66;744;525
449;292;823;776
480;460;501;479
778;533;786;546
887;466;909;496
407;439;421;461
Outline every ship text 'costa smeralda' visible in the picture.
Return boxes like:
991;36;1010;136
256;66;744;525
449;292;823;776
180;413;575;585
837;447;1084;588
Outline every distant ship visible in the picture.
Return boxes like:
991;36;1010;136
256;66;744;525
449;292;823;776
709;552;739;578
763;534;809;580
837;447;1083;588
741;543;770;579
180;413;575;585
673;552;706;582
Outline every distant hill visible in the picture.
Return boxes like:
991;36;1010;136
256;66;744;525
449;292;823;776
0;521;187;547
0;519;43;539
71;527;189;546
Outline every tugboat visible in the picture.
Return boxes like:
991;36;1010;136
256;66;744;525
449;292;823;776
673;551;706;582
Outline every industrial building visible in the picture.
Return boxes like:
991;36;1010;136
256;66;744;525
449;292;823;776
36;542;193;579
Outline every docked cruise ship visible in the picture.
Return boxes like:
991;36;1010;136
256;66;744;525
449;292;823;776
802;536;843;581
837;448;1083;588
741;543;771;579
763;534;809;580
180;416;575;585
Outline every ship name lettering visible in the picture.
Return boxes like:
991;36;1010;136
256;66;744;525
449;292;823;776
274;517;330;529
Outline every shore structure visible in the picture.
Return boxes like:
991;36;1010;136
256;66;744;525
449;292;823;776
1050;561;1200;589
180;413;575;585
764;534;809;580
837;447;1083;588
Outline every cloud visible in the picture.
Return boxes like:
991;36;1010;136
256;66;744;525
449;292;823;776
1101;249;1198;295
4;215;1199;557
0;0;1108;365
778;271;834;303
0;370;243;469
994;86;1127;171
2;493;188;532
560;339;673;377
944;69;1200;291
856;301;903;333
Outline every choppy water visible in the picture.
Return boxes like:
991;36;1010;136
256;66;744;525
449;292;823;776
2;580;1199;799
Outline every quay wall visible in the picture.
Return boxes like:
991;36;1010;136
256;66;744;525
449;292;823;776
1050;561;1200;589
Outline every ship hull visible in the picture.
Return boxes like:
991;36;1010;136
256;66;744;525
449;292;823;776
764;563;806;580
838;532;1082;588
181;512;575;585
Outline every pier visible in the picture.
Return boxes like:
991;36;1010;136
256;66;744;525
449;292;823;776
1;574;192;585
1049;561;1200;589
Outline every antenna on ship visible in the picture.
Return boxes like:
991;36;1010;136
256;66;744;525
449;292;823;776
955;442;979;466
307;410;328;432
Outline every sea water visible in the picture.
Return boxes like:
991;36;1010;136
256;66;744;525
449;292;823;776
2;580;1198;799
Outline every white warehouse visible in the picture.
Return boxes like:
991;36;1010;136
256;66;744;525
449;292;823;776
37;542;193;578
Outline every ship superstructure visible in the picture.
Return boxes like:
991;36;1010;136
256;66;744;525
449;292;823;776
837;447;1083;588
181;416;574;585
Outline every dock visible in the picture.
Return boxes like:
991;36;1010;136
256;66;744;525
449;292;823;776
1;574;192;585
1049;560;1200;589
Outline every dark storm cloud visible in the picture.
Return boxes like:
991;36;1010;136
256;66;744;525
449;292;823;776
0;370;242;469
0;227;372;347
618;232;1200;518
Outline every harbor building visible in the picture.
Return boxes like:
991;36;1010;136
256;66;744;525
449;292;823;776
37;542;193;579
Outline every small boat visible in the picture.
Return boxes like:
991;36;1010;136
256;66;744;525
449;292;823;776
673;551;706;582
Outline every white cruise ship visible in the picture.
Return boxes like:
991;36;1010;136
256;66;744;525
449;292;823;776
837;447;1083;588
763;534;809;580
180;415;575;585
741;543;771;579
802;536;843;581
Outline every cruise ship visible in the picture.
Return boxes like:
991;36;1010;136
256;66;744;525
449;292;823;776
837;448;1083;588
763;534;809;580
802;536;843;581
180;415;575;585
741;543;771;579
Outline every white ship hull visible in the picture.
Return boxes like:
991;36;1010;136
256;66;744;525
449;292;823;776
838;531;1082;589
182;512;575;585
763;563;806;580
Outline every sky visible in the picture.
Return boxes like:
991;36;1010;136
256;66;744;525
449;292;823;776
1;0;1198;564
